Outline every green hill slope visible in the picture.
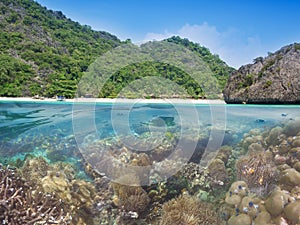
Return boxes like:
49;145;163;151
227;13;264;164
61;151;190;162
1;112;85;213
166;36;235;88
96;37;235;99
0;0;234;99
0;0;121;97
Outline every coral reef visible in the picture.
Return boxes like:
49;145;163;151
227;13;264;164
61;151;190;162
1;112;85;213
17;157;115;225
2;105;300;224
223;182;299;225
160;194;222;225
0;165;71;224
111;174;150;220
221;121;300;225
283;201;300;224
207;158;228;184
235;151;278;196
112;184;150;214
279;168;300;191
228;214;252;225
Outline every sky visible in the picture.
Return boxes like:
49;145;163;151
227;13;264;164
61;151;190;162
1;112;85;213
36;0;300;68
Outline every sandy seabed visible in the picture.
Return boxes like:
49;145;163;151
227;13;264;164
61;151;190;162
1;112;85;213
0;97;226;104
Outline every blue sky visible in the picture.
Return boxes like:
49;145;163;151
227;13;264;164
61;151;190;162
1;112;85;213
36;0;300;68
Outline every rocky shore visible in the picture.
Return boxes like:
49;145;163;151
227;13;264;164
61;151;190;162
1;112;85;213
224;43;300;104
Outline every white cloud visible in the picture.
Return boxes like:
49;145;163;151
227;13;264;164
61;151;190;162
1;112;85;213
143;30;175;43
140;23;265;68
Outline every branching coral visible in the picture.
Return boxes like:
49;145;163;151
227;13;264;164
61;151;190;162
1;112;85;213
0;165;71;225
160;194;223;225
20;157;101;224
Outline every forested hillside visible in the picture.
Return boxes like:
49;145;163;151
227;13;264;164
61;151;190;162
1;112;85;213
0;0;234;98
166;36;235;88
0;0;121;97
96;38;235;99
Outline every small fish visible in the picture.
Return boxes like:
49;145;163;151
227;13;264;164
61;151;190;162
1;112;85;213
281;113;288;117
235;208;239;216
248;201;254;208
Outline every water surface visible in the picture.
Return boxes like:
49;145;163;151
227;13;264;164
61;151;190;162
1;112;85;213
0;101;298;166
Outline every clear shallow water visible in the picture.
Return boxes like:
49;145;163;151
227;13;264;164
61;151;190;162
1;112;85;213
0;101;299;167
1;101;300;223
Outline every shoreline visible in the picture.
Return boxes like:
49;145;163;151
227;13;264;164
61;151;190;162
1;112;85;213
0;97;226;104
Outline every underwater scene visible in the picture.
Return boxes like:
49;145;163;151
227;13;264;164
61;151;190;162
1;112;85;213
1;101;300;225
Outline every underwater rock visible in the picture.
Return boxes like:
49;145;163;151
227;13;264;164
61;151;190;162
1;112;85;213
291;186;300;200
272;216;289;225
277;164;291;172
238;196;259;219
228;214;251;225
249;128;261;136
274;154;287;165
242;136;258;150
290;147;300;160
225;181;249;207
207;158;228;183
253;211;272;225
215;145;233;164
229;181;249;197
265;189;289;217
248;142;263;154
225;192;242;206
266;126;283;146
292;137;300;147
283;201;300;223
278;140;290;154
293;161;300;172
283;119;300;137
279;168;300;190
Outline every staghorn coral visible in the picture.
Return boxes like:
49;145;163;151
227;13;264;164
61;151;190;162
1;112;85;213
0;165;71;225
160;194;223;225
235;151;278;195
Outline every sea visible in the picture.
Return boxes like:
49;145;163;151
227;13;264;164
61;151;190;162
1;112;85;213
0;101;299;223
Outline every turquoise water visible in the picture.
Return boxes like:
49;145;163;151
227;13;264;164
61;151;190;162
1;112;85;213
0;102;300;160
0;101;299;167
1;101;300;223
